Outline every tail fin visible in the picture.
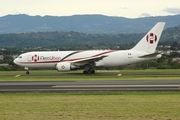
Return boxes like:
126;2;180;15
131;22;165;53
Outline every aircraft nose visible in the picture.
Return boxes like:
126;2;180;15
13;58;18;65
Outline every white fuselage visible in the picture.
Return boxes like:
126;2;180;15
13;22;165;74
14;50;160;69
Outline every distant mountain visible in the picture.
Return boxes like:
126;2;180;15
0;25;180;48
0;14;180;34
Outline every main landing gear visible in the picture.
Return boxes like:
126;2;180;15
83;65;95;74
83;69;95;74
25;67;30;75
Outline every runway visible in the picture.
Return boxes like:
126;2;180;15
0;80;180;92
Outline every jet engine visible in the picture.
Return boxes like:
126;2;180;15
56;62;71;71
56;62;78;72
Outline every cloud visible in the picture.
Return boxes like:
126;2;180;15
139;13;151;17
119;7;127;10
163;8;180;14
12;10;20;15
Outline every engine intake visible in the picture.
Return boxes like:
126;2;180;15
56;62;71;72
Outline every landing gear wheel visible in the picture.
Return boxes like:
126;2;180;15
24;67;30;75
91;70;95;74
83;70;88;74
83;63;95;74
26;71;30;75
83;69;95;74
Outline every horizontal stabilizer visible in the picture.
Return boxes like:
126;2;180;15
139;52;162;58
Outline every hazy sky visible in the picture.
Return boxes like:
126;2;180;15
1;0;180;18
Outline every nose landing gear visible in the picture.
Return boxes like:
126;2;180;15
25;67;30;75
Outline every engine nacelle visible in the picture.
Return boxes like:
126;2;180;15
56;62;71;72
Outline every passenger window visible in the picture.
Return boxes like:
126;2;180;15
19;56;22;59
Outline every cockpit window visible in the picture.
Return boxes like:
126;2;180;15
19;56;22;59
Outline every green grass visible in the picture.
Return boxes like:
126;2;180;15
1;69;180;74
0;92;180;120
0;75;180;81
1;70;180;119
0;69;180;81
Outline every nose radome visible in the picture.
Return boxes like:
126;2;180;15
13;58;18;64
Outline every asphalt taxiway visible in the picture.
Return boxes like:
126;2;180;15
0;80;180;92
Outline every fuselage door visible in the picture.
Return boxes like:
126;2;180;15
28;55;33;62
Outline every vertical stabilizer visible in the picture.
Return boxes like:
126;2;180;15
131;22;165;53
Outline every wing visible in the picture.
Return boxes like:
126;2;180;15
71;55;107;66
60;50;116;67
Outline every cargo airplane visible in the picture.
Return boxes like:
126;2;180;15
14;22;165;74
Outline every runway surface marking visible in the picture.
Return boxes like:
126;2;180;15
52;85;180;88
1;80;180;92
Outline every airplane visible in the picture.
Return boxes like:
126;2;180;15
14;22;165;74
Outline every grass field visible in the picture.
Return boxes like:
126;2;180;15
0;69;180;81
0;70;180;119
0;92;180;120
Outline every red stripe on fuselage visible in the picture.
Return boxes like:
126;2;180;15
19;50;117;64
19;61;59;64
91;50;116;57
62;50;116;62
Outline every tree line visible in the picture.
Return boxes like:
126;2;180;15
0;25;180;49
0;25;180;70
